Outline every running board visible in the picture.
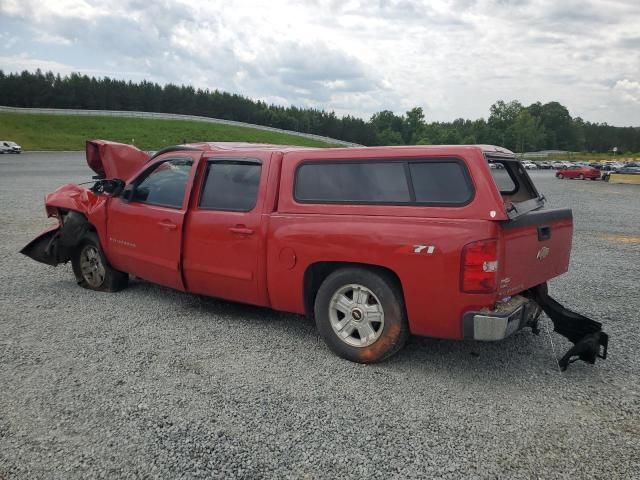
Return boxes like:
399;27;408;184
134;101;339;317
529;284;609;371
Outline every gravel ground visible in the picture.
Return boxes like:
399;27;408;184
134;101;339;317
1;153;639;479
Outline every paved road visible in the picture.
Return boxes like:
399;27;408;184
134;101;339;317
1;153;639;479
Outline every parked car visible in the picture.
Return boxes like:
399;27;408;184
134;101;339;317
20;141;608;369
556;166;600;180
0;140;22;153
617;166;640;174
551;162;565;169
522;162;538;170
536;161;553;170
601;162;624;172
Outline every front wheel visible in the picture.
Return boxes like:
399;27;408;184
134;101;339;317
578;174;585;180
314;268;409;363
72;233;128;292
557;173;564;179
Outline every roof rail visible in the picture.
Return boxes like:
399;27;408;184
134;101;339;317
150;145;201;160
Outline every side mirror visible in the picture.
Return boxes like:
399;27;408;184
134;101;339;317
91;178;125;197
121;184;134;202
104;178;126;196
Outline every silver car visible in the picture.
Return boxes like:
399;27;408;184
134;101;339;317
0;141;22;154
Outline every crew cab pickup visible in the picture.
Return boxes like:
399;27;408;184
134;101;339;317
22;141;608;368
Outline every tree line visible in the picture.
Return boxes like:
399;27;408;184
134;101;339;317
1;69;638;152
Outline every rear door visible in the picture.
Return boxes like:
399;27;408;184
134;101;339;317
488;157;573;297
106;153;200;290
182;156;268;305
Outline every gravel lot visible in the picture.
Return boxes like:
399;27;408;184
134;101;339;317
1;153;639;479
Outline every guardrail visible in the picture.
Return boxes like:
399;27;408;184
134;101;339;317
0;106;362;147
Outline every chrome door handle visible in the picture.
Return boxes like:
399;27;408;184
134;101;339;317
229;226;254;235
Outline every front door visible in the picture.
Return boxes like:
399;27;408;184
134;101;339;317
106;154;199;290
182;158;265;305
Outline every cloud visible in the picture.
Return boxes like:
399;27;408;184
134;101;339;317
614;79;640;104
0;0;639;125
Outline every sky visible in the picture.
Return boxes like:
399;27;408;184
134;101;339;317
1;0;639;126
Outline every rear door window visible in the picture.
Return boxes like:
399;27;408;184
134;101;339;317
200;161;261;211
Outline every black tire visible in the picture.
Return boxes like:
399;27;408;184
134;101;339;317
71;232;128;292
557;174;564;179
314;268;409;363
578;174;585;180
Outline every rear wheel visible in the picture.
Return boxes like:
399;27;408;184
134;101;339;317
72;233;128;292
314;268;409;363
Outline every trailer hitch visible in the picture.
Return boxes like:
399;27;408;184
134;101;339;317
529;284;608;371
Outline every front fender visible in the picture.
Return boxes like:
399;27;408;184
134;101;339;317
21;211;93;266
45;183;105;216
44;184;110;250
20;225;65;266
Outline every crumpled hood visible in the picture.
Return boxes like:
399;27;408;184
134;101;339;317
86;140;150;180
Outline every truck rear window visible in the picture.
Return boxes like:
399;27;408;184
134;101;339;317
486;155;541;206
294;159;473;206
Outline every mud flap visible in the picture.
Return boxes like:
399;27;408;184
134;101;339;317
530;284;608;371
20;227;64;266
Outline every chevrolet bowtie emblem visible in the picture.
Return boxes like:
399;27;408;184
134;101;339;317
537;246;550;260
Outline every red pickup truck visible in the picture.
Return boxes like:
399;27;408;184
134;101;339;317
22;141;608;369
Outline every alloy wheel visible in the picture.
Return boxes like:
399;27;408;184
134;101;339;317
328;284;385;347
79;245;106;288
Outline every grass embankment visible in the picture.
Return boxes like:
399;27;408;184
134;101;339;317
0;112;337;150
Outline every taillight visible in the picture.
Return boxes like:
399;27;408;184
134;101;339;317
461;239;498;293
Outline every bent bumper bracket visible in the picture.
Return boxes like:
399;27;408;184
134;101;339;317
530;284;608;371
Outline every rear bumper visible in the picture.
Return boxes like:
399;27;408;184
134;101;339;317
462;296;540;341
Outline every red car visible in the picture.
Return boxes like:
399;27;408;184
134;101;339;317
556;166;600;180
21;141;608;369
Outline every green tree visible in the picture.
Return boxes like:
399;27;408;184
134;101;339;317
512;110;545;152
403;107;425;144
488;100;524;149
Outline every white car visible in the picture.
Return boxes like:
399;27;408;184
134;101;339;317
0;141;22;154
522;162;538;169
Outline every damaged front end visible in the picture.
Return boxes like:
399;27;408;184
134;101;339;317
527;283;609;371
20;210;91;266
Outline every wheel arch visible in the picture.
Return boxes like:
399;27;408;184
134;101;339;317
303;261;405;318
57;209;97;245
